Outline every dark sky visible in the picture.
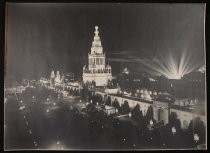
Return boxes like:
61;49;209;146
5;3;205;82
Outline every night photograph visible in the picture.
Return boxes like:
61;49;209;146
4;3;207;150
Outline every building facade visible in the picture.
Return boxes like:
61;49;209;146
50;69;63;86
95;91;206;129
83;26;112;86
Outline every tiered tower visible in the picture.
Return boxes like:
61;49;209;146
83;26;112;86
50;69;55;87
55;71;61;84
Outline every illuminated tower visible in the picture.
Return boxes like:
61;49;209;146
55;70;61;84
83;26;112;86
50;69;55;87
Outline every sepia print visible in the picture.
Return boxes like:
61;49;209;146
4;3;207;150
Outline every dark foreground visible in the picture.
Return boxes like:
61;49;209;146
4;86;204;150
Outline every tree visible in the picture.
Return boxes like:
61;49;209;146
112;99;121;111
145;106;153;121
168;112;181;130
81;86;88;100
92;80;96;88
105;96;111;106
122;101;130;114
188;117;206;143
131;104;143;121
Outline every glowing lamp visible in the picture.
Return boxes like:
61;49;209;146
172;127;176;135
150;120;153;126
194;134;199;143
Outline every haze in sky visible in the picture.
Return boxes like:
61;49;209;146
5;3;205;83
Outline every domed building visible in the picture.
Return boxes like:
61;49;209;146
83;26;113;86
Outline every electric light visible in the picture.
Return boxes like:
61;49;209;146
172;127;176;135
138;51;201;80
194;134;199;143
150;119;153;125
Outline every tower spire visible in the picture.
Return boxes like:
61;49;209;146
91;25;103;54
